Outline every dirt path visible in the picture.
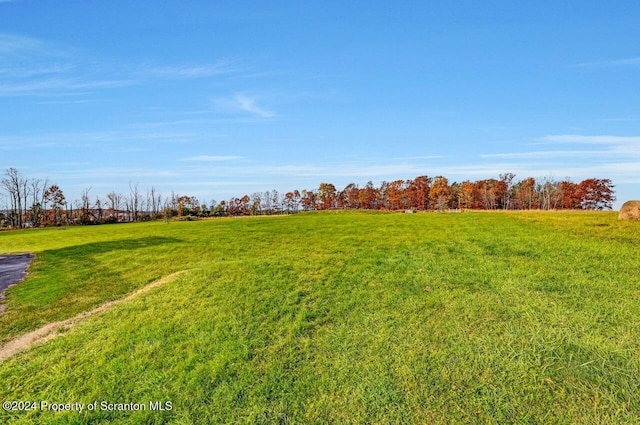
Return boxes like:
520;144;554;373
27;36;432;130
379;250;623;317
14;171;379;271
0;270;186;362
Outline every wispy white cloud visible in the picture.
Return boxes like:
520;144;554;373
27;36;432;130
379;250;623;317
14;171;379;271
171;181;264;187
576;57;640;68
0;129;198;150
13;151;639;208
481;150;611;159
55;167;180;179
171;160;430;181
0;33;42;53
600;117;639;122
0;77;134;96
101;147;150;154
536;134;640;156
0;65;72;79
390;155;446;161
148;60;240;79
425;161;640;185
0;36;238;99
467;134;640;204
434;163;535;178
234;156;435;179
32;99;94;105
177;157;619;184
0;33;135;97
213;93;276;118
538;134;640;144
181;155;244;162
234;94;275;118
0;32;71;60
217;162;431;179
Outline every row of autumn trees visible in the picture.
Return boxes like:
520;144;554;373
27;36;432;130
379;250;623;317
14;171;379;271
294;174;615;212
0;168;615;228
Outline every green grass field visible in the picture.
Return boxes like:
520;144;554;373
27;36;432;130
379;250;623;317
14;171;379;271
0;211;638;424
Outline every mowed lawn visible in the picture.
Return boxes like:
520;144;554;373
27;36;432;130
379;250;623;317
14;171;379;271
0;211;639;424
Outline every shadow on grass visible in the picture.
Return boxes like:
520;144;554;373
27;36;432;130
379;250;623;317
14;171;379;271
40;236;183;259
0;236;184;344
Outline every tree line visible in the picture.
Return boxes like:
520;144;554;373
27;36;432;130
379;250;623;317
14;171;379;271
0;168;615;228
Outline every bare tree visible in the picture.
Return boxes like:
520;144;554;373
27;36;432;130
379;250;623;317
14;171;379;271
251;192;262;215
537;176;563;211
147;186;162;219
95;196;104;222
271;189;280;214
106;192;122;221
170;191;178;216
263;190;272;214
80;187;92;224
29;177;48;227
0;195;8;227
162;197;174;222
1;168;28;228
147;187;155;219
123;198;131;222
129;181;141;222
499;173;516;210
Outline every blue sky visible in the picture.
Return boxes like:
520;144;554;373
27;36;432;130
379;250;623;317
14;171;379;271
1;1;639;208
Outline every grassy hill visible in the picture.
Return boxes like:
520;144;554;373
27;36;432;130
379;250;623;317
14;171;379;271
0;211;639;424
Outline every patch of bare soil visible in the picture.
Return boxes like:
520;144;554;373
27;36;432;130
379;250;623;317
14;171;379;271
0;271;186;362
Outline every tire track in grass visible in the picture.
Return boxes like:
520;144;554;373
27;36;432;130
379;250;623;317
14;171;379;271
0;270;187;362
